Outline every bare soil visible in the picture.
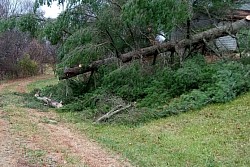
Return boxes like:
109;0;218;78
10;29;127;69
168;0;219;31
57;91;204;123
0;75;131;167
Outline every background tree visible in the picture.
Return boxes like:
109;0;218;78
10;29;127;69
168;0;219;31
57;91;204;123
0;0;35;18
0;0;56;79
0;30;31;78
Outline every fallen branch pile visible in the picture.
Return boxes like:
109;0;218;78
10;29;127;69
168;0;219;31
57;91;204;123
35;92;63;108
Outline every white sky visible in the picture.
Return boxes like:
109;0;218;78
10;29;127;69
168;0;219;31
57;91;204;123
40;1;64;18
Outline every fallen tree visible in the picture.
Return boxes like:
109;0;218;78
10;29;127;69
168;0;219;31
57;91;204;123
61;57;117;79
61;17;250;80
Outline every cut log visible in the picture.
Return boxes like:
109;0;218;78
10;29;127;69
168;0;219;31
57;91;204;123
61;18;250;79
61;57;117;79
246;15;250;21
35;92;63;108
227;9;250;20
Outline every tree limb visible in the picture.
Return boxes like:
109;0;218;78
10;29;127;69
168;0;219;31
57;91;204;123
35;92;63;108
95;104;132;123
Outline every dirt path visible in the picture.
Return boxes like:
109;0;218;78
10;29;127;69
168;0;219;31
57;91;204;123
0;111;18;166
0;75;131;167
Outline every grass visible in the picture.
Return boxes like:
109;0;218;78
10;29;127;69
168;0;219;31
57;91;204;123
23;148;46;166
58;95;250;167
27;77;58;92
27;78;250;167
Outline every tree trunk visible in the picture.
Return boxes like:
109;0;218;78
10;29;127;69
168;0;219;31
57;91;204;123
61;57;117;79
61;18;250;80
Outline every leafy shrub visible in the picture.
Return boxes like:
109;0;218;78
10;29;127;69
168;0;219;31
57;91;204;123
207;62;250;102
158;90;210;117
169;57;205;96
102;62;152;101
159;61;250;117
18;54;38;76
140;55;206;107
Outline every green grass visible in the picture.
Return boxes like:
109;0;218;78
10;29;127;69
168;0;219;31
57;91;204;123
23;148;46;165
28;78;250;167
24;77;58;111
27;77;58;92
57;93;250;167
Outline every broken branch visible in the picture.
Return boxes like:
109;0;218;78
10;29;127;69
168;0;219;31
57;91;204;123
95;104;132;123
35;92;63;108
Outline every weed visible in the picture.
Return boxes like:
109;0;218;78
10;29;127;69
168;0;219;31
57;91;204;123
25;148;46;163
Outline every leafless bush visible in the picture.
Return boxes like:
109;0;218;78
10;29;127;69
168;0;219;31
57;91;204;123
0;30;57;79
0;0;34;18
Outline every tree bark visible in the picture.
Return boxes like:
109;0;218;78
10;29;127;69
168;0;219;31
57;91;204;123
35;93;63;108
95;104;132;123
61;57;117;79
61;18;250;80
227;10;250;20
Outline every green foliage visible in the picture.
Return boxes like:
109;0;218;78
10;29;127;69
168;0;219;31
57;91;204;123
159;90;210;117
57;27;106;68
238;29;250;53
38;77;93;106
194;0;236;17
38;56;250;124
159;61;250;117
139;56;207;107
18;54;39;76
123;0;189;32
0;18;17;33
208;62;250;102
0;14;42;37
43;19;63;45
23;91;49;111
59;90;120;120
238;56;250;65
169;57;205;96
103;63;152;101
18;14;40;37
